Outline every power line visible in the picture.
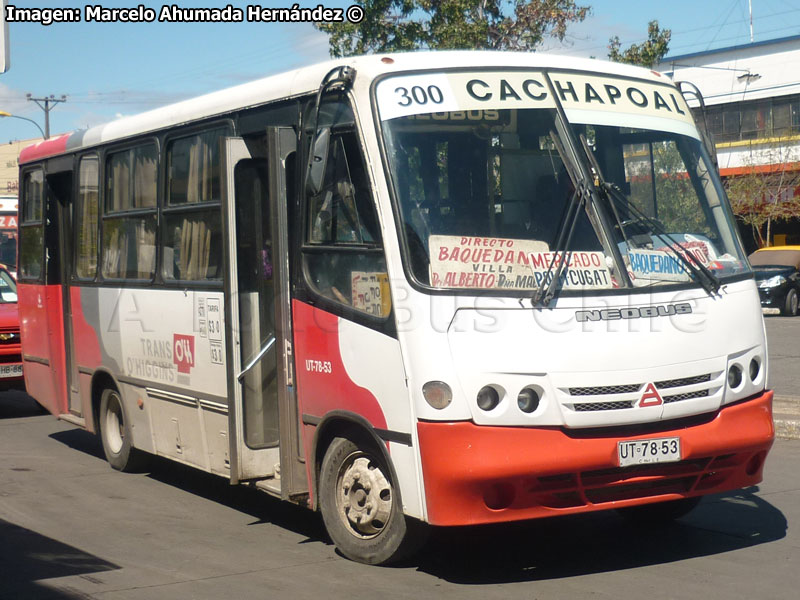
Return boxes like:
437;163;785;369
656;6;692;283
26;94;67;139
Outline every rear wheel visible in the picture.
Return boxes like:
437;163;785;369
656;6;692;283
783;288;799;316
617;496;701;524
99;388;148;472
319;436;426;565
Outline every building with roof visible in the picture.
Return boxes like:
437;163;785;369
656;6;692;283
0;136;43;197
657;35;800;250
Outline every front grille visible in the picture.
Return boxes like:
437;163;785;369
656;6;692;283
573;400;635;412
569;383;641;396
655;374;712;389
523;452;752;510
0;353;21;364
663;390;709;404
566;372;718;413
0;331;20;345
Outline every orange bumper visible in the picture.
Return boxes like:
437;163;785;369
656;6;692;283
417;391;774;526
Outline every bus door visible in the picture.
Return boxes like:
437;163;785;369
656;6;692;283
46;158;80;416
224;131;306;498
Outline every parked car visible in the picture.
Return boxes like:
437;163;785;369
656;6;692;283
748;245;800;316
0;266;23;390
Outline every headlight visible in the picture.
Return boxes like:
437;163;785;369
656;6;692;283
422;381;452;409
758;275;786;288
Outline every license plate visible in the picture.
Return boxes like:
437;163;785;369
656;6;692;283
618;437;681;467
0;364;23;378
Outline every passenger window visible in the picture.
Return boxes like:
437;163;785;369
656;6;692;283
75;156;99;279
163;130;224;282
19;169;45;281
304;130;390;318
102;144;157;280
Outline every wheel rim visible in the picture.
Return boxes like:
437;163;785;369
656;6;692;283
335;451;393;539
792;292;799;315
104;393;125;455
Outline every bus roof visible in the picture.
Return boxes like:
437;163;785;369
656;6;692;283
19;51;669;165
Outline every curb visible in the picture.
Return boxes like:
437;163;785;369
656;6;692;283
775;417;800;440
773;395;800;440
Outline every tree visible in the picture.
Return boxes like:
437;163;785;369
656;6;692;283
724;141;800;248
315;0;590;57
608;20;671;68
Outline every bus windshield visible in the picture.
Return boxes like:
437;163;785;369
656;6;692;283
377;70;749;293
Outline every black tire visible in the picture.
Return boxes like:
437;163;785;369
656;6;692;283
617;496;701;524
783;288;799;316
99;388;148;472
318;436;427;565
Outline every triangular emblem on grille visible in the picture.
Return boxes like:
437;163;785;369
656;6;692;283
639;383;663;407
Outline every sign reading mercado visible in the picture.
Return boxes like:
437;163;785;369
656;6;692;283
429;235;612;291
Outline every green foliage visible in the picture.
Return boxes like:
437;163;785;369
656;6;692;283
608;20;671;68
315;1;590;57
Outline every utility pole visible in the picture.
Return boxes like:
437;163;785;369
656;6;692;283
26;94;67;139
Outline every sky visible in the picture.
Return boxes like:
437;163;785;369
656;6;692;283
1;0;800;143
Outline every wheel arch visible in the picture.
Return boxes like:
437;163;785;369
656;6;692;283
88;368;121;435
309;411;403;512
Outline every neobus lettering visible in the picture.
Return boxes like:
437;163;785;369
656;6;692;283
575;302;693;322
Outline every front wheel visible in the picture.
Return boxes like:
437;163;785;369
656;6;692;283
318;437;426;565
783;288;798;316
99;388;148;472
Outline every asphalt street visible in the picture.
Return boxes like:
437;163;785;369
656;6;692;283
0;401;797;599
0;316;797;599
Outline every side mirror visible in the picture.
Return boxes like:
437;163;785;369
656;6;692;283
305;127;331;197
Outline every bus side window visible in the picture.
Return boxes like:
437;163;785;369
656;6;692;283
75;156;99;280
303;131;390;318
19;169;45;281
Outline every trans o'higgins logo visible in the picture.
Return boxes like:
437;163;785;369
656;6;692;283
576;302;693;322
173;334;195;374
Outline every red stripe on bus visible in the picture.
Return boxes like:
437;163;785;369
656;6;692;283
19;134;71;164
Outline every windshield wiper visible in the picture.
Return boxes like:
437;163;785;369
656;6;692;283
577;135;721;296
532;130;592;306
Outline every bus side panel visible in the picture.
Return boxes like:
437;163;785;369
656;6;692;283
19;282;68;415
71;286;104;425
292;299;422;518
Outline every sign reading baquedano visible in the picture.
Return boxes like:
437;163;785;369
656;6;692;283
429;235;613;291
376;70;696;135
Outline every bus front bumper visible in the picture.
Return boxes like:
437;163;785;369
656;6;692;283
417;391;774;526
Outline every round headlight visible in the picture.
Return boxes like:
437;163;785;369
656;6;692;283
749;358;761;382
517;388;540;413
728;364;743;389
422;381;452;410
477;386;500;411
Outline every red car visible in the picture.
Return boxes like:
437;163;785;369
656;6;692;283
0;267;23;390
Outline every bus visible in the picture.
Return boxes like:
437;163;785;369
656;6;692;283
0;195;18;275
17;51;774;565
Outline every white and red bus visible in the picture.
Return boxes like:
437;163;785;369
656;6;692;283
0;195;18;274
18;52;774;564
